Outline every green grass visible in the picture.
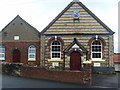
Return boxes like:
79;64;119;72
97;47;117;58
48;67;64;70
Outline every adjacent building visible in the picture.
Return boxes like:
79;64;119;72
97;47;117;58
0;16;40;66
114;53;120;71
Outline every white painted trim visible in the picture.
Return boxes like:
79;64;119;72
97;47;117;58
91;40;102;59
48;59;63;61
90;59;105;62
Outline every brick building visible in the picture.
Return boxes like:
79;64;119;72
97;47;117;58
114;53;120;71
0;0;115;71
0;16;40;66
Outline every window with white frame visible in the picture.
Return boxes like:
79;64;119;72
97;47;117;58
14;36;19;40
28;45;36;60
92;40;102;59
51;41;61;59
0;45;5;60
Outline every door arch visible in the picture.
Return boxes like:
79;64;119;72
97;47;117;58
13;49;21;62
70;51;81;70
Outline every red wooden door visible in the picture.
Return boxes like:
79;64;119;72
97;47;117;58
70;51;81;70
13;49;21;62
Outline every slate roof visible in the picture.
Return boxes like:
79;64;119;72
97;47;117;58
1;15;40;34
0;15;40;42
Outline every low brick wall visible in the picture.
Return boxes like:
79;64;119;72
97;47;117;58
20;65;91;85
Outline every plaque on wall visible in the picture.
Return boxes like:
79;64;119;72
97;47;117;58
52;62;59;67
94;63;101;67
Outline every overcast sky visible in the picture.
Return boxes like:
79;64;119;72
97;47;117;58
0;0;119;53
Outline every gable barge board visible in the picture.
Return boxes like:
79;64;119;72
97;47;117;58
44;33;113;36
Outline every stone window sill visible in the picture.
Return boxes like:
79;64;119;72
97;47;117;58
28;59;36;61
89;59;105;62
48;59;63;61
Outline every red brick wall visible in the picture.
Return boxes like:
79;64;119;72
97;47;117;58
20;65;91;85
2;42;40;65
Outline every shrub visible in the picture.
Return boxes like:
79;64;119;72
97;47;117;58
48;66;64;70
1;62;23;76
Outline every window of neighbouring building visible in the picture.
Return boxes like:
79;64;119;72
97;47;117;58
92;40;102;59
51;41;61;59
0;45;5;60
14;35;19;40
28;45;36;60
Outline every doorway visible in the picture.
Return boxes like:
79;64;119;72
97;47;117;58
13;49;21;62
70;51;81;70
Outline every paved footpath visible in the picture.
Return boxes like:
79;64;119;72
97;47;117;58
1;74;94;88
92;74;120;88
1;74;120;88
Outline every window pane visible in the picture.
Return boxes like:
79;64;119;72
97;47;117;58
52;46;60;51
92;53;101;58
0;54;4;58
29;49;35;53
51;41;61;59
92;40;102;58
92;41;101;45
92;46;101;52
52;53;60;58
0;46;5;53
52;41;60;45
29;54;35;58
28;45;36;59
14;36;19;40
0;45;5;59
0;48;5;53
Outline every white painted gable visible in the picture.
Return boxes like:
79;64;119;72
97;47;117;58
72;44;79;48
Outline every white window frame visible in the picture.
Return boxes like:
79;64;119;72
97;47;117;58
0;45;5;60
91;40;102;59
28;45;36;60
14;35;19;40
51;41;61;59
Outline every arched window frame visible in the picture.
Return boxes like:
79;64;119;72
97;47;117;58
0;45;5;60
51;41;61;59
28;45;36;60
91;39;103;59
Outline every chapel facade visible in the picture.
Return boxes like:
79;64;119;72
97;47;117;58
0;0;115;71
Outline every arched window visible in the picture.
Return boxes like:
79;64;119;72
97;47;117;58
92;40;102;59
51;41;61;59
28;45;36;60
0;45;5;60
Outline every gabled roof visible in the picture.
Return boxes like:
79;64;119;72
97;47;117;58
1;15;40;34
64;38;87;53
41;1;114;35
1;15;40;42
